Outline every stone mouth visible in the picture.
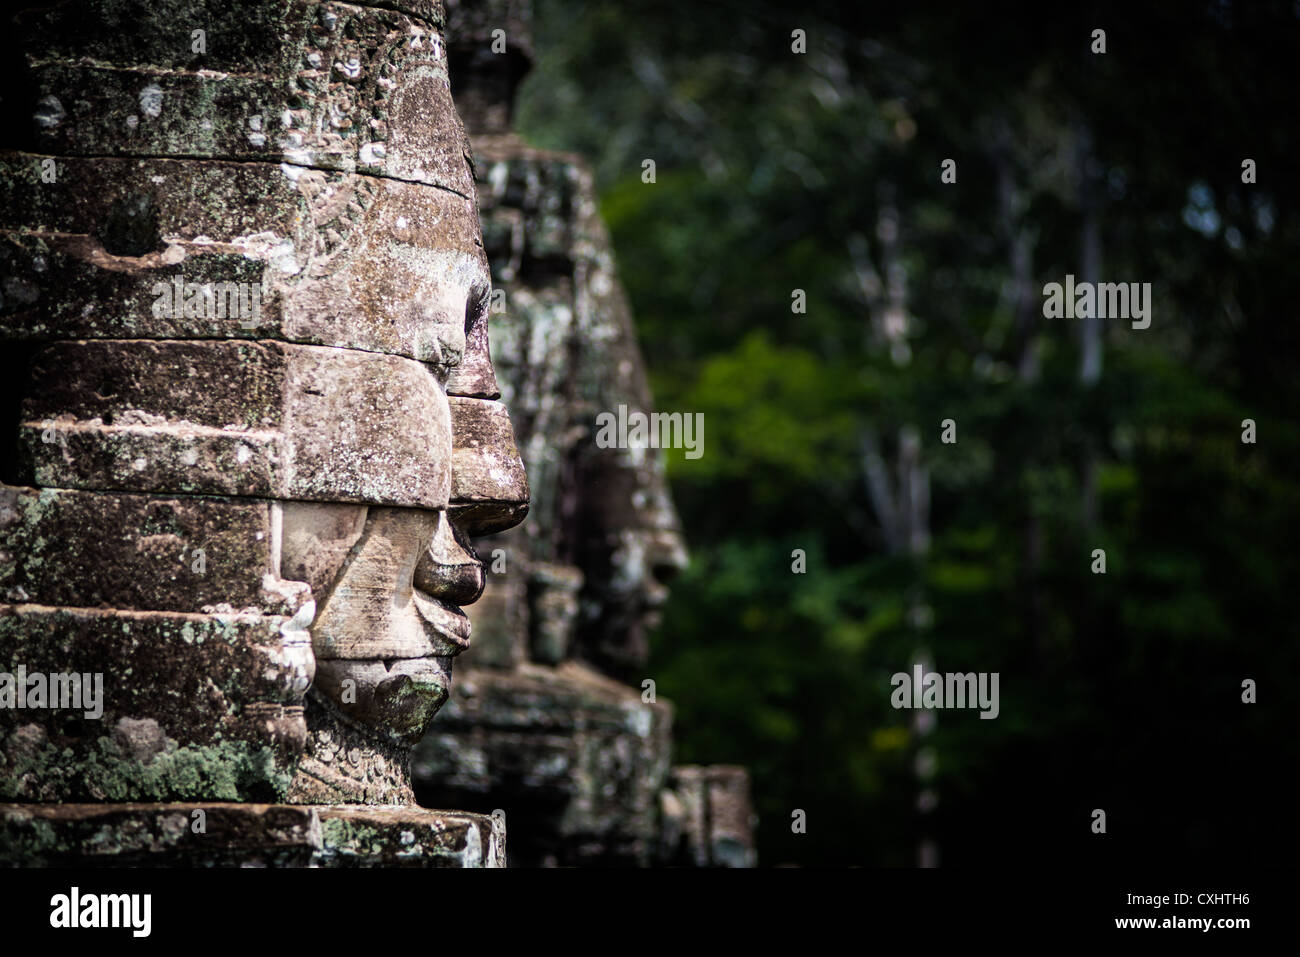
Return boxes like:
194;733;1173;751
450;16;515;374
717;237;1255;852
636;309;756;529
411;588;472;654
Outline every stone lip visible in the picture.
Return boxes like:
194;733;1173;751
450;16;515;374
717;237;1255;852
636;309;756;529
0;802;504;867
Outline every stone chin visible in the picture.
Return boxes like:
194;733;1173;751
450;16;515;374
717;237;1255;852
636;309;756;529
313;588;479;747
312;656;453;747
280;503;486;746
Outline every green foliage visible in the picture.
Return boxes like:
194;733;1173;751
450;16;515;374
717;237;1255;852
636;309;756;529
519;0;1298;865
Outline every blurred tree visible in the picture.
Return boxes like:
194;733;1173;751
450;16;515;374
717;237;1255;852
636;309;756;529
517;0;1298;866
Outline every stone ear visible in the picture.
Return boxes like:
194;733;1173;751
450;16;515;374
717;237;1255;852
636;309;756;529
277;502;368;604
445;281;501;399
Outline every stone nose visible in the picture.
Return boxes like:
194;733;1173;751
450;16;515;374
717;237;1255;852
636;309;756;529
445;394;529;537
414;510;486;605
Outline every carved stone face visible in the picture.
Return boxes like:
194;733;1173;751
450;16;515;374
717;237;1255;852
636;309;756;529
267;161;517;754
574;433;688;677
443;142;687;680
281;504;486;745
0;0;527;804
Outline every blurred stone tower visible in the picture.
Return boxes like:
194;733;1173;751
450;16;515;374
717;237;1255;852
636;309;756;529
413;0;755;867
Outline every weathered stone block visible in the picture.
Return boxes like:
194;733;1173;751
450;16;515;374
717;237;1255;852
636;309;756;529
0;801;505;867
662;765;758;867
0;484;290;614
15;1;465;192
413;662;672;866
528;562;582;665
460;551;528;669
0;605;311;802
445;0;534;136
0;154;489;368
0;0;532;850
16;340;454;509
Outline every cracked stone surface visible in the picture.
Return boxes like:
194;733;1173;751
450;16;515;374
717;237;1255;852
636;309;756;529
0;802;504;867
412;0;755;867
0;0;527;864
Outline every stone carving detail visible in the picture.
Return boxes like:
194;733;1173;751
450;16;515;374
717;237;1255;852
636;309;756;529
412;0;754;866
660;766;757;868
0;0;523;865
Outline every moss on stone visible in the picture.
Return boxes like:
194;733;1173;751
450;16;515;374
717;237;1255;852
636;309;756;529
1;736;293;803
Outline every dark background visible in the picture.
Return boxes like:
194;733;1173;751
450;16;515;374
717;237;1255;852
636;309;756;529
512;0;1297;867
